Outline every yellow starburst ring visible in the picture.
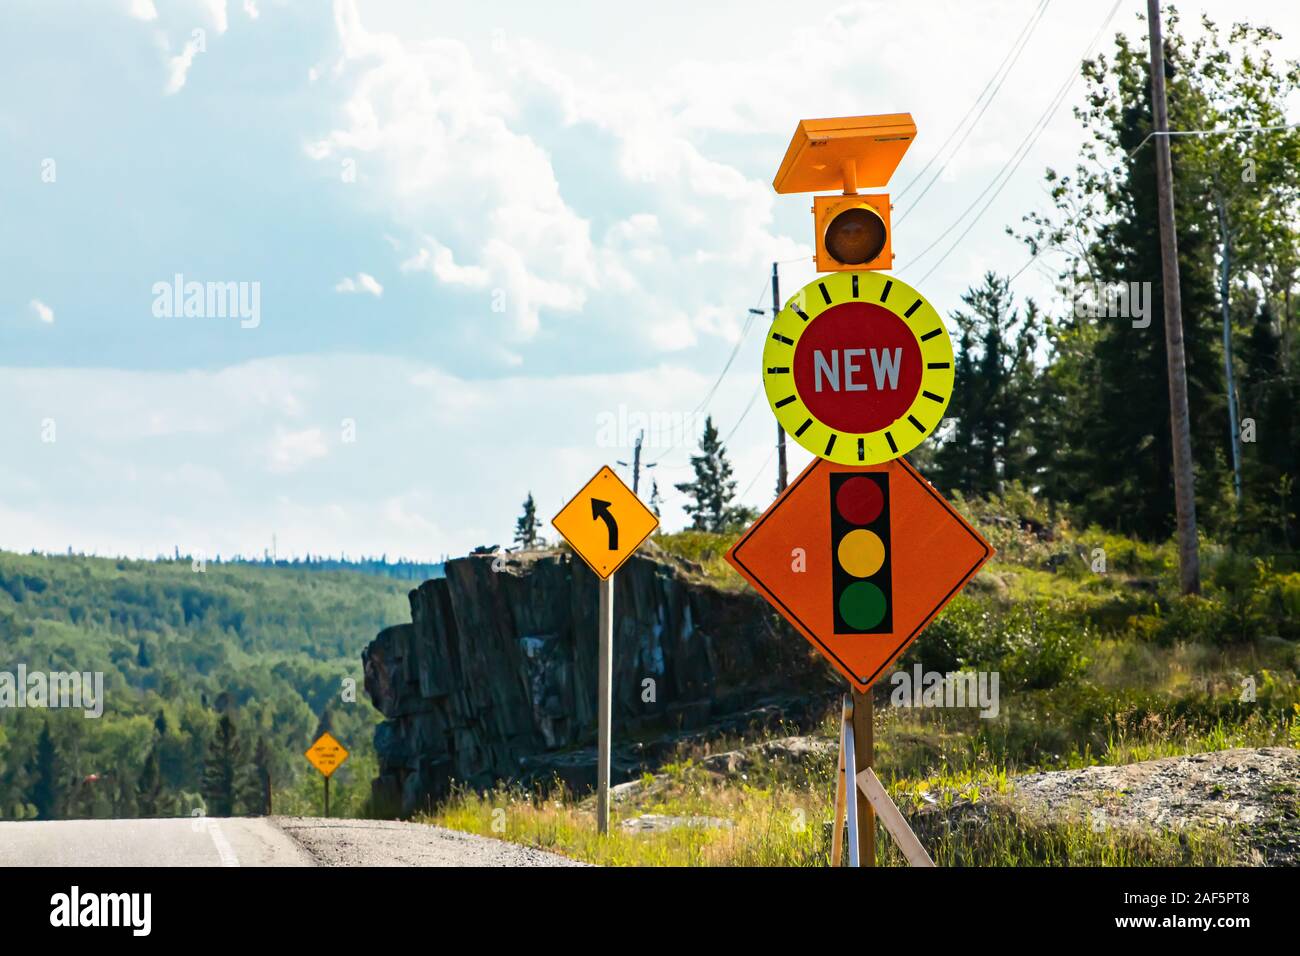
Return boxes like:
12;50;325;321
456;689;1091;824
761;271;954;465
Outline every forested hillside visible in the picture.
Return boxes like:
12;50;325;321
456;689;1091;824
0;551;409;820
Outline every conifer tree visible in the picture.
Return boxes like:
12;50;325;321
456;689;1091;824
514;492;542;549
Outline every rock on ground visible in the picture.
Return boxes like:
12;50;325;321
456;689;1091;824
1004;747;1300;864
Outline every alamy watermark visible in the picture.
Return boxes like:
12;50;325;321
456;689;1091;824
595;404;702;450
152;274;260;329
0;666;104;718
889;665;1000;718
1069;280;1152;329
50;886;150;936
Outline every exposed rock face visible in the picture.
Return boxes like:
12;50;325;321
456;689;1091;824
362;546;834;817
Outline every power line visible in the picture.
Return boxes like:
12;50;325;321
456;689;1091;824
724;382;763;444
904;0;1122;283
895;0;1050;219
896;0;1047;201
739;446;777;500
653;379;766;474
644;276;770;467
1126;122;1300;158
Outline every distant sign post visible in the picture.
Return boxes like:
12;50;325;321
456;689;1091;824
305;731;349;817
552;465;659;834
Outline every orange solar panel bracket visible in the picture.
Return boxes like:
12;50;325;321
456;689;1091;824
773;113;917;194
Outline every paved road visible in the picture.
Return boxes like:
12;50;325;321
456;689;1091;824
0;817;583;867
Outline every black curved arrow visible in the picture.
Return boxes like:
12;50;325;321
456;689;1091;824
591;498;618;550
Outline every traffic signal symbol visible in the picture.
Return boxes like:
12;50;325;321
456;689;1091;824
831;472;892;634
815;194;892;272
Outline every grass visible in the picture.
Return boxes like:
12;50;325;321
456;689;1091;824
425;495;1299;866
427;746;1240;867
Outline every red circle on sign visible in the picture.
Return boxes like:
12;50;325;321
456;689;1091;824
836;476;884;525
792;302;922;433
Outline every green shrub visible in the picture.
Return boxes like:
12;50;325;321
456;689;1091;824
910;599;1088;691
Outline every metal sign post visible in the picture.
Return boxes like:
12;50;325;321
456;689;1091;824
596;573;614;835
551;465;659;836
304;732;348;819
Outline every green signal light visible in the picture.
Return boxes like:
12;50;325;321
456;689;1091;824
839;581;887;630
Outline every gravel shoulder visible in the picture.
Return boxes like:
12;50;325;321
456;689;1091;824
271;817;588;867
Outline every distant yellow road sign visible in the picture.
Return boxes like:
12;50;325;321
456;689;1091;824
552;465;658;580
762;270;954;466
305;732;348;778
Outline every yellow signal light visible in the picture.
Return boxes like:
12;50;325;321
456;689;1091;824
773;114;915;275
816;194;892;271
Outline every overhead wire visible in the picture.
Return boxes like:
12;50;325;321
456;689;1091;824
645;275;771;468
895;0;1050;220
1126;122;1300;158
903;0;1123;284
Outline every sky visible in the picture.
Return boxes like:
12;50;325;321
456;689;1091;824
3;0;1298;561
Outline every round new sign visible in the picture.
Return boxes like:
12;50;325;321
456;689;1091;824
762;271;954;465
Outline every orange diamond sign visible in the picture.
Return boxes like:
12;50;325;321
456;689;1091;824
305;731;348;778
726;456;993;692
552;465;659;580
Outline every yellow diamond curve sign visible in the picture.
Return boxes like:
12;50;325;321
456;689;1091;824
552;465;659;580
305;731;348;778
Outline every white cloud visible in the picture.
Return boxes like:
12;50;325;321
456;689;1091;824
30;299;54;324
305;1;809;356
334;272;383;296
268;427;329;474
0;353;778;559
126;0;158;21
201;0;229;34
163;31;205;95
307;0;598;340
401;239;491;289
242;0;259;20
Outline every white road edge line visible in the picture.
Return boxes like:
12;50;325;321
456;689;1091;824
206;820;241;867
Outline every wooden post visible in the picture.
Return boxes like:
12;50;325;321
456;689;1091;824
1146;0;1200;595
856;767;935;867
851;688;875;866
772;262;788;495
323;775;330;818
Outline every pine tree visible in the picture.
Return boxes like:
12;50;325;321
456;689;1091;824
649;478;663;519
514;492;542;550
1018;13;1227;537
201;714;245;817
252;737;272;816
137;738;163;816
30;723;59;821
931;274;1040;496
674;416;753;532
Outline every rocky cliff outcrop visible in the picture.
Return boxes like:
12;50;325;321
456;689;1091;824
363;545;834;817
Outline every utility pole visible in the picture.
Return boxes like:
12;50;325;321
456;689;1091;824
617;430;655;496
1147;0;1200;595
772;262;788;495
1214;192;1243;507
